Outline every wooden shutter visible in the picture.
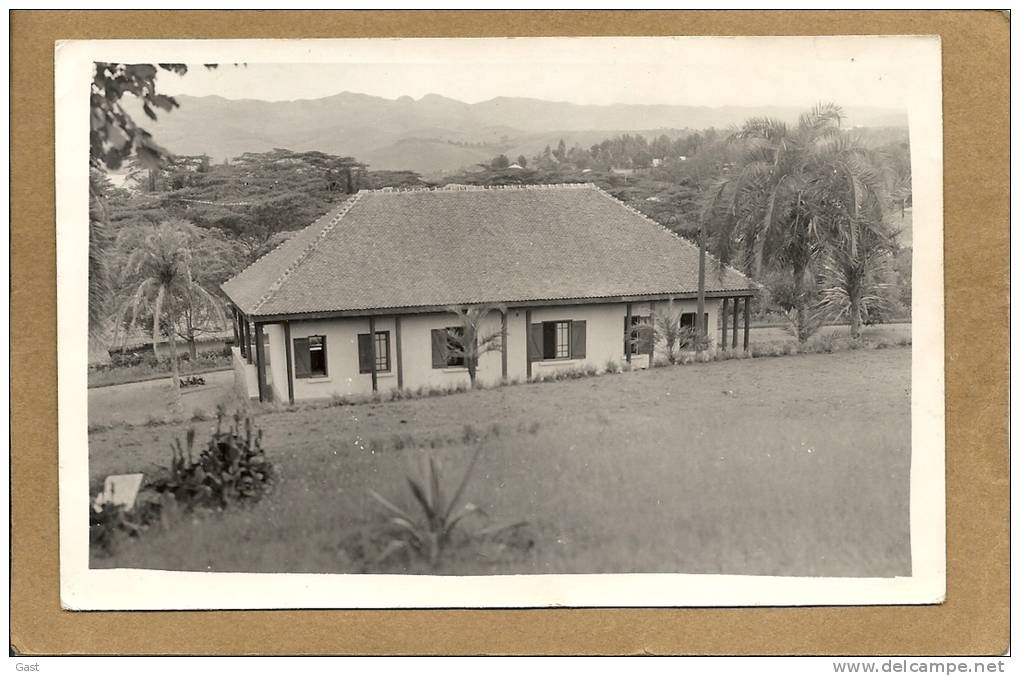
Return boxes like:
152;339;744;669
431;329;446;369
293;337;310;378
542;322;556;359
570;320;586;359
357;334;373;374
637;318;653;355
527;323;543;361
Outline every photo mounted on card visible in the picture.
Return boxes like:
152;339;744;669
59;35;944;609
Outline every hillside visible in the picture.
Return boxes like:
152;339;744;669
360;138;499;175
127;91;907;174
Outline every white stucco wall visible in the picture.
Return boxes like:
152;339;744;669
264;323;287;403
264;298;726;402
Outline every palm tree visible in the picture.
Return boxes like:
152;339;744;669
702;103;890;343
443;304;505;387
112;220;225;391
803;138;893;338
817;231;891;338
88;169;111;338
632;299;702;365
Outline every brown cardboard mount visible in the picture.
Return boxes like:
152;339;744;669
10;10;1008;656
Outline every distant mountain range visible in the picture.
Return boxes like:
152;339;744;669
127;91;907;176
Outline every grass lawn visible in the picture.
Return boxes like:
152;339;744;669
89;346;911;577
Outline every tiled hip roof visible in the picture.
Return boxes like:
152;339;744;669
222;183;757;317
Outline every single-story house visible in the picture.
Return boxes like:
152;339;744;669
222;183;757;403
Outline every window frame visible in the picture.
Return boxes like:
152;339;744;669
294;334;329;379
626;314;653;355
357;330;392;374
553;320;571;359
443;326;466;368
541;320;572;361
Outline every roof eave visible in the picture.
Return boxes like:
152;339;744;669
245;288;759;322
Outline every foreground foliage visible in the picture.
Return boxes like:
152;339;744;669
367;446;527;568
90;411;275;554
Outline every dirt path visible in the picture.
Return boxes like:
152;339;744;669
88;369;238;427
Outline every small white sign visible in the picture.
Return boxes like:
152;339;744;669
94;473;144;510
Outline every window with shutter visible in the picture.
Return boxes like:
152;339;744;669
431;329;446;369
534;320;572;360
430;327;465;369
293;337;310;378
679;313;709;349
357;331;391;373
527;323;543;362
444;327;465;367
625;315;653;355
570;320;586;359
294;335;327;378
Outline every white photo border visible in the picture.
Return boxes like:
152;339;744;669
57;36;945;609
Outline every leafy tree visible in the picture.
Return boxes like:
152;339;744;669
490;154;511;170
516;155;528;168
91;63;216;171
633;150;653;169
442;304;505;387
89;62;213;349
650;134;673;160
554;139;567;161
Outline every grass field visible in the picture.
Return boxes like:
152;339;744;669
90;345;912;577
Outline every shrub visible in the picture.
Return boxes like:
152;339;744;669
89;502;140;555
817;332;840;354
91;412;275;555
604;359;621;374
148;412;276;511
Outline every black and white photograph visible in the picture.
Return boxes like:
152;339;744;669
58;35;945;609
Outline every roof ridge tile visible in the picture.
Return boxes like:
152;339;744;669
359;182;595;195
249;192;364;314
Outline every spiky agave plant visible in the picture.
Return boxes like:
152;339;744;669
368;447;524;567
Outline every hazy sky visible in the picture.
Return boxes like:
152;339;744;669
152;36;924;110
